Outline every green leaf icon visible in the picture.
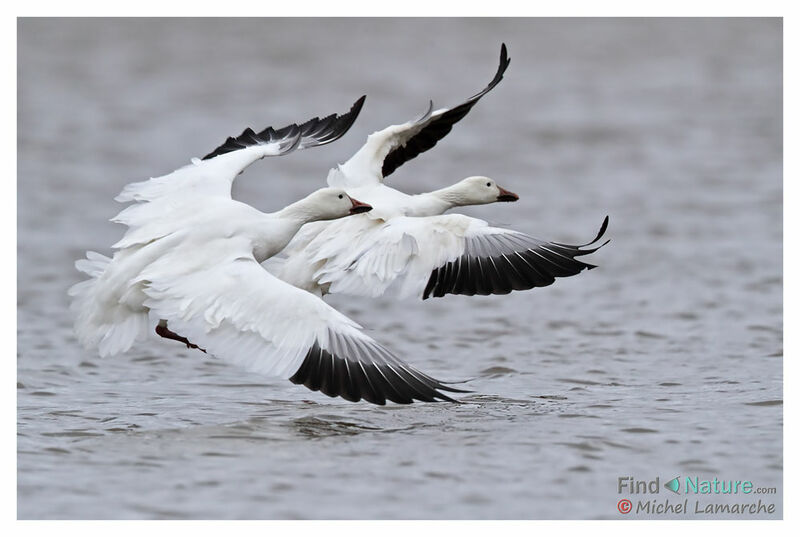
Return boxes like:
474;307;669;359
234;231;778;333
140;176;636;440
664;476;680;494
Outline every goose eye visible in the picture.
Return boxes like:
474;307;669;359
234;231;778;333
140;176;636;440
338;194;344;199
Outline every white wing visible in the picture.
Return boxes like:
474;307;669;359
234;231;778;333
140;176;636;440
138;238;462;404
327;44;510;189
110;98;365;250
116;96;365;203
301;215;609;300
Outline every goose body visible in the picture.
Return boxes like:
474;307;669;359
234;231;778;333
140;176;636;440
69;101;461;404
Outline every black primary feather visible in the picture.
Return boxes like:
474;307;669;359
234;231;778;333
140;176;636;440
201;96;366;161
422;216;610;300
289;340;466;405
381;44;510;178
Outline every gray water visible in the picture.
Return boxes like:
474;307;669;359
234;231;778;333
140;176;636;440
17;18;782;519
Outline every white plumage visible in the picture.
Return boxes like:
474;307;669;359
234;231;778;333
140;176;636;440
69;99;461;405
270;44;608;300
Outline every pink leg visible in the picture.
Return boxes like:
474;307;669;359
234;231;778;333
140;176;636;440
155;323;206;353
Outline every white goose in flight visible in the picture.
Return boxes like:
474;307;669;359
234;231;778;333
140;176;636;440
69;100;464;404
270;44;609;299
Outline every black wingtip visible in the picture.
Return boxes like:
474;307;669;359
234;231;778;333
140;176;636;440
201;96;367;161
550;217;610;256
584;215;610;247
580;238;611;257
322;95;366;145
351;95;367;117
497;43;510;77
470;42;511;100
435;384;473;394
290;340;467;405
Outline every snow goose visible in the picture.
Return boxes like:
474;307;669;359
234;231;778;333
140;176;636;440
269;44;609;299
69;102;463;404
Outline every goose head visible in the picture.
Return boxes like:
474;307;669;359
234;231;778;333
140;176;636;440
447;176;519;205
299;188;373;221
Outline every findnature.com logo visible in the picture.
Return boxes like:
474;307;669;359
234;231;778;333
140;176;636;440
616;476;778;516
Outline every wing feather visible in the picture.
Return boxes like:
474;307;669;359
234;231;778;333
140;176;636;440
381;44;509;178
421;216;610;300
115;97;365;204
139;242;461;404
329;44;509;188
201;96;365;160
295;214;608;301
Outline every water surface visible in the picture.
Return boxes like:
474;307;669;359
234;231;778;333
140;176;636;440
17;18;782;519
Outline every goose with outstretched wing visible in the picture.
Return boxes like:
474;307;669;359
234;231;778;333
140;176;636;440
271;44;609;300
70;99;463;404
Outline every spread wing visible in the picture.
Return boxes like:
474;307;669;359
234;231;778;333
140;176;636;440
201;95;366;160
115;96;365;204
305;215;609;300
138;238;463;404
328;44;510;189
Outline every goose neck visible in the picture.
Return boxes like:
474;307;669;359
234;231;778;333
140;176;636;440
410;186;462;216
272;199;318;225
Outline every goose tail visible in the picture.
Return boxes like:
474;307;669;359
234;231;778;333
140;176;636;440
68;251;150;357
